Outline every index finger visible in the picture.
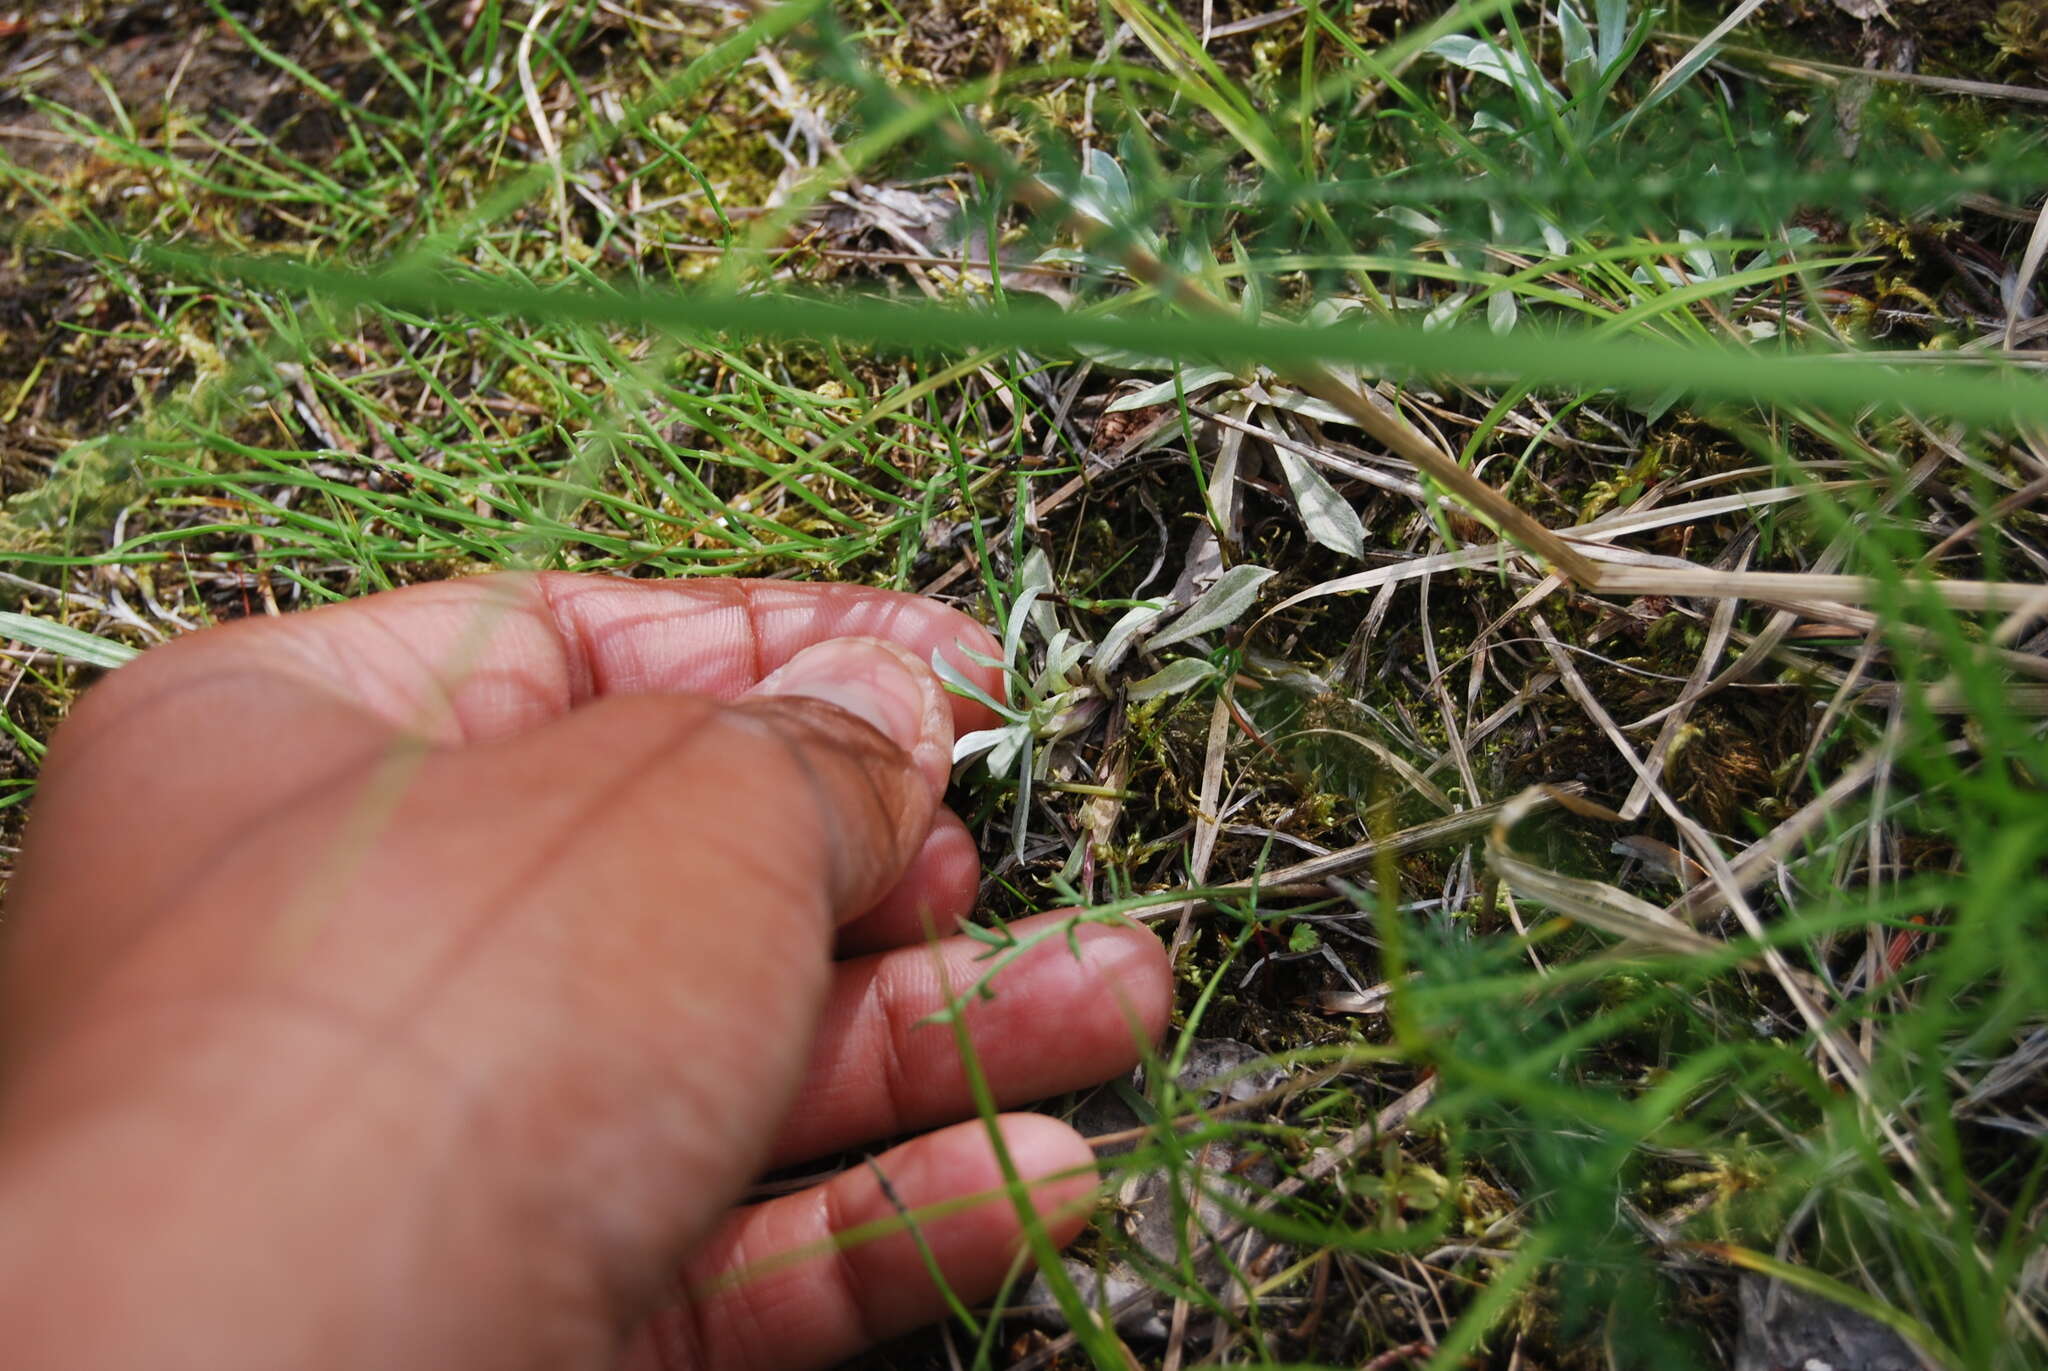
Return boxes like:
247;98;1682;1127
73;573;1006;746
11;575;1004;1026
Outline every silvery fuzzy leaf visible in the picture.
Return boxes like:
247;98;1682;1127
992;726;1030;776
1595;0;1629;72
1235;238;1263;322
1010;724;1034;861
1002;584;1045;678
1305;296;1366;327
1262;387;1357;427
1558;3;1596;94
1423;292;1468;333
1379;206;1441;236
1105;366;1239;413
1678;228;1719;281
1149;564;1277;651
1043;690;1103;739
954;724;1019;765
1072;342;1184;371
1488;288;1518;335
1037;628;1090;692
1271;445;1365;558
1426;35;1557;108
1205;405;1249;545
1051;633;1091;682
0;612;139;668
1086;148;1133;212
1127;657;1220;701
1019;548;1059;640
1092;601;1170;679
1243;649;1332;695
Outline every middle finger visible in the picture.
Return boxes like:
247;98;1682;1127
771;912;1171;1168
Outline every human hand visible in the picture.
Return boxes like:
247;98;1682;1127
0;573;1171;1371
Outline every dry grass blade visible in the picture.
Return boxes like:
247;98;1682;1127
1262;482;1929;624
1194;786;1582;903
1713;40;2048;107
1290;727;1457;814
1585;564;2046;615
1485;786;1725;956
2008;197;2048;351
1666;737;1968;924
1284;361;1598;581
1536;631;1950;1217
1170;693;1235;963
1418;573;1480;813
1202;401;1429;500
1619;540;1746;819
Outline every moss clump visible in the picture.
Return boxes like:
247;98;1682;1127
1990;1;2048;75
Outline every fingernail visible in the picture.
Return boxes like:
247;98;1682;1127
752;638;930;754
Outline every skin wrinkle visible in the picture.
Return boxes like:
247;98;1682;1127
687;1202;785;1369
834;818;974;957
167;575;992;745
534;572;604;707
0;990;551;1369
325;589;570;743
13;689;905;1339
863;960;921;1146
7;588;935;1048
31;659;389;781
670;1123;1097;1371
817;1168;889;1355
741;583;769;693
725;698;921;916
286;692;921;1293
784;921;1171;1164
554;581;776;704
665;1285;713;1371
53;574;999;764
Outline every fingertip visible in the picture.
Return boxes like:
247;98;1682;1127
671;1116;1101;1371
747;636;953;799
847;1114;1101;1279
778;913;1169;1163
837;810;981;955
983;1113;1102;1247
997;914;1174;1062
1069;918;1175;1052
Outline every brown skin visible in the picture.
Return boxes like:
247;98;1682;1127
0;574;1173;1371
